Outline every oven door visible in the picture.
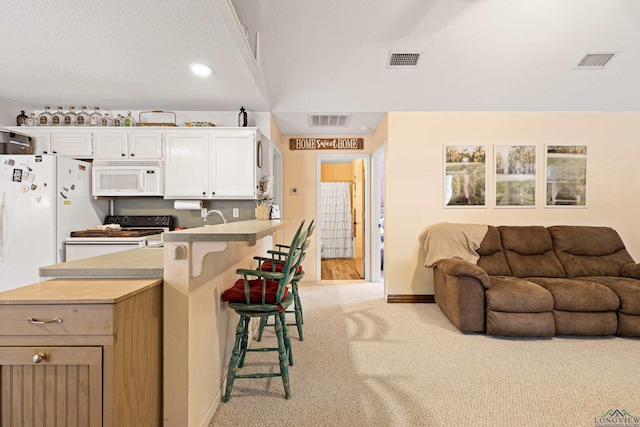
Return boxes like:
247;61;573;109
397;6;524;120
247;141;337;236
64;237;147;262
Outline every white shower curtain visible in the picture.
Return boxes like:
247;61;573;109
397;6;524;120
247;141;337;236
321;181;354;259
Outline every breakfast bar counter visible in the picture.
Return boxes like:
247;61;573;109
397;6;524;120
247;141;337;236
163;219;289;244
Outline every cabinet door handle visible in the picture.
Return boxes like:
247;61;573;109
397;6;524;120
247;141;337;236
32;352;48;364
27;317;63;325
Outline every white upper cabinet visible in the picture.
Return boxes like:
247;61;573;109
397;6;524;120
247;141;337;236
210;131;257;199
50;130;93;157
93;130;128;159
93;130;163;160
5;127;92;157
164;131;210;198
163;128;257;200
129;131;163;159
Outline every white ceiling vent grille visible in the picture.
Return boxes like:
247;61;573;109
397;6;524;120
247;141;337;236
308;114;351;127
387;51;421;68
575;52;617;69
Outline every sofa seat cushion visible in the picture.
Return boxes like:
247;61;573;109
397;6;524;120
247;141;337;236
486;311;555;337
526;278;619;312
617;313;640;337
553;311;618;335
579;277;640;315
485;276;553;313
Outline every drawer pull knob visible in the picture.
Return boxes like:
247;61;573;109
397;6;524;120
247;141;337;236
32;353;47;364
27;317;63;325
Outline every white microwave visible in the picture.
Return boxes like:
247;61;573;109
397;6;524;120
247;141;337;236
92;161;163;196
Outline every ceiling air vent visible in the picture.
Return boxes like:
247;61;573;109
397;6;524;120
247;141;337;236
387;51;421;68
308;114;351;127
574;52;617;69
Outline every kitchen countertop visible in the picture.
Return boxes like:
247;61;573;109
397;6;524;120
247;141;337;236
163;219;291;244
39;247;164;279
0;278;162;304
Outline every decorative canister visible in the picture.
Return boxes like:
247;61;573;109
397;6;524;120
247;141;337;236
255;204;269;220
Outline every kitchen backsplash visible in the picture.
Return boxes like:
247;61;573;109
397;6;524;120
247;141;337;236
114;198;257;228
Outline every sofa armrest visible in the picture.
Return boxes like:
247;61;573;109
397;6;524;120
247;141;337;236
621;263;640;279
433;262;486;333
435;258;491;289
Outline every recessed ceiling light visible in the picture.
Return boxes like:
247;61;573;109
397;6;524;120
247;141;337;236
189;63;213;77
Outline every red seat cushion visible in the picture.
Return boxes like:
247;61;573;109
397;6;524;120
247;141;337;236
260;261;303;275
221;278;288;304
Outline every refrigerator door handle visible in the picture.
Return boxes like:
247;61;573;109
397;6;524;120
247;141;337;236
0;192;4;262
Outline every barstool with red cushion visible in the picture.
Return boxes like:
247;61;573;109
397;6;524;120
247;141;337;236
220;221;308;401
254;219;314;341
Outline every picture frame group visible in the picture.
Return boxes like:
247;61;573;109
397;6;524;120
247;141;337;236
443;144;588;208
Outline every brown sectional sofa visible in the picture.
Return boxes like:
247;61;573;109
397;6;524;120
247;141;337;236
433;225;640;337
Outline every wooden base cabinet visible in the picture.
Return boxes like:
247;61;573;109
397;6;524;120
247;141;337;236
0;279;162;426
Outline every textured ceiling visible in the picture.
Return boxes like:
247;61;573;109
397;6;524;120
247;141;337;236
1;0;639;135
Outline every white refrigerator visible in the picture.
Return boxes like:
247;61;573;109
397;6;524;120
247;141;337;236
0;154;108;291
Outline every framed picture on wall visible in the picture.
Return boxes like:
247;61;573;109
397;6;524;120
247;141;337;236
544;144;588;207
443;145;487;207
494;144;537;208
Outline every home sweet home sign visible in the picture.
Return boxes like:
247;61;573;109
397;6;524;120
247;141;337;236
289;138;364;150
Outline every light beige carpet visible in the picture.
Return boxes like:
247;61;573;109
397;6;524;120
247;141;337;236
210;281;640;427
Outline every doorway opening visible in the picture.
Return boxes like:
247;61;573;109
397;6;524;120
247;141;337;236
316;154;370;281
371;142;386;290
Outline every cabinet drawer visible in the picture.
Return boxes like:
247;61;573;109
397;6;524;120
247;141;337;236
0;304;113;336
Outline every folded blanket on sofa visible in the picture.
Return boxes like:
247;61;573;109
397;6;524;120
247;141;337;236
422;222;488;267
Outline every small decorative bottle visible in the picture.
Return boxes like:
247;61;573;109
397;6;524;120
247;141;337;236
51;106;65;126
124;111;136;127
26;113;37;127
38;106;53;126
99;113;112;127
76;106;90;126
89;106;102;126
112;114;123;127
64;106;77;126
238;106;247;127
16;110;28;126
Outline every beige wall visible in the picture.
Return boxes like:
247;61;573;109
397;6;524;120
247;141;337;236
321;164;353;182
277;134;378;281
386;112;640;296
0;98;26;126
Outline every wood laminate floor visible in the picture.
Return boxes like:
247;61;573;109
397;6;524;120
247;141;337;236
321;258;362;280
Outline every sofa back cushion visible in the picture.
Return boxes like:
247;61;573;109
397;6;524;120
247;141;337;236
548;226;634;278
499;226;566;278
477;226;511;276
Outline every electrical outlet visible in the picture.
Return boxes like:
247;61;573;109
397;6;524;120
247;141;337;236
232;208;239;218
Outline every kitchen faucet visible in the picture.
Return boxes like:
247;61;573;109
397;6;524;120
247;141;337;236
203;209;227;225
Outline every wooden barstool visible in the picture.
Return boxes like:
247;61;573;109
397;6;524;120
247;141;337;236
254;219;314;341
221;221;308;401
